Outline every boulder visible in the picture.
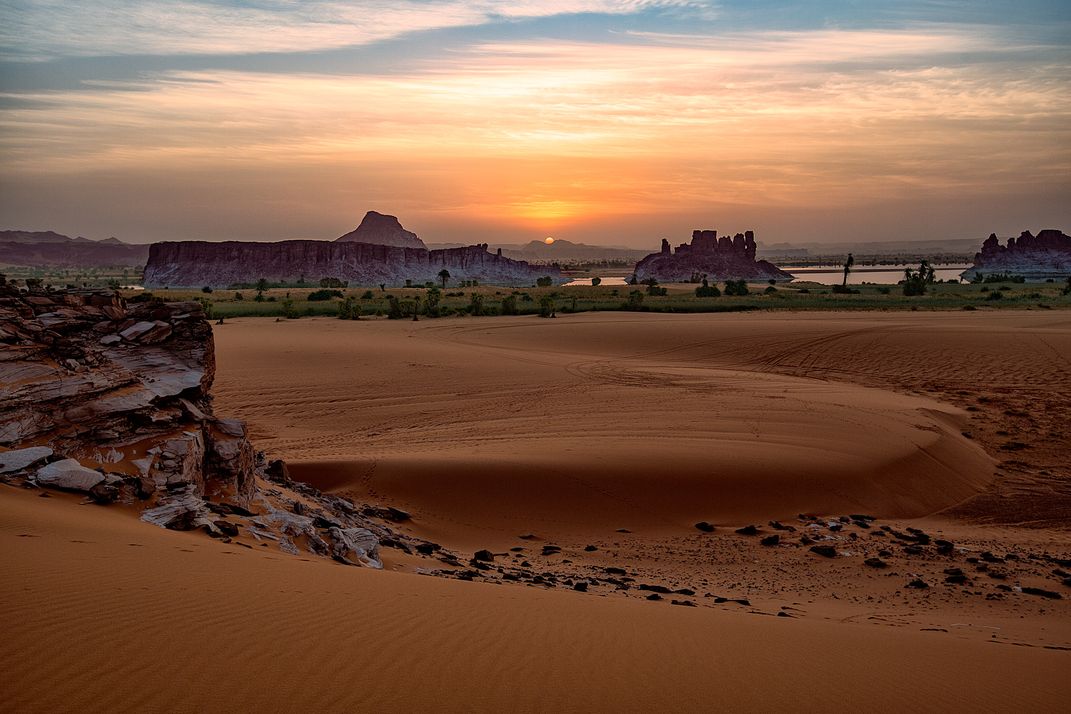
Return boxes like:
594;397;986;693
0;446;53;473
35;459;104;491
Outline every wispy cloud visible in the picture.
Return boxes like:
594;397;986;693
0;0;714;59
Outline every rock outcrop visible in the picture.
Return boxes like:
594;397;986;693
143;240;558;288
0;277;433;567
960;230;1071;281
633;229;793;283
335;211;427;249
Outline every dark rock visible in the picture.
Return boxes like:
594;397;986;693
864;557;888;568
760;534;780;547
415;542;441;555
646;594;663;601
735;525;759;536
809;545;837;558
694;521;715;533
638;584;673;594
584;545;598;552
671;600;697;607
906;579;930;589
573;581;588;592
1021;587;1062;600
473;549;495;562
213;520;240;537
633;228;792;283
88;481;120;504
935;539;954;555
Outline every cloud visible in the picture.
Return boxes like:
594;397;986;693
0;0;714;59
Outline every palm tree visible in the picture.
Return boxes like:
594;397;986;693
842;253;854;286
438;269;450;288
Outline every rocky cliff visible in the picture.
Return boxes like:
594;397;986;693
143;240;559;288
960;229;1071;281
335;211;426;249
0;278;456;566
633;230;793;283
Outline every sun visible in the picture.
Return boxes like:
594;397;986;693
544;237;555;245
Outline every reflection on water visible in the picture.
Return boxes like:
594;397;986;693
782;265;971;286
560;265;971;287
561;276;629;286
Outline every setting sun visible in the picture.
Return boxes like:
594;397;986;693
544;236;555;245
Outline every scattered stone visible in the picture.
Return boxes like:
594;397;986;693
670;600;696;607
584;545;598;552
864;557;888;568
809;545;837;558
735;525;759;536
760;534;780;547
88;481;120;504
473;549;495;562
214;520;240;537
573;581;588;592
935;539;954;555
694;521;715;533
906;579;930;589
646;593;663;601
415;542;441;555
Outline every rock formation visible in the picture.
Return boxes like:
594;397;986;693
335;211;427;249
143;240;558;288
633;229;793;283
0;230;149;268
960;229;1071;281
0;278;451;566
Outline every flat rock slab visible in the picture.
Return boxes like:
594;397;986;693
36;459;105;491
0;446;54;473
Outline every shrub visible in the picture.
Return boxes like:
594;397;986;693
878;287;891;295
319;277;345;288
831;284;858;294
281;298;299;318
196;297;214;319
539;295;555;317
591;277;601;287
724;280;748;296
234;292;244;301
624;290;645;310
307;289;344;301
387;296;404;319
986;291;1004;301
536;276;553;287
902;260;935;295
201;286;213;293
338;296;361;320
764;286;777;294
501;295;519;315
695;278;720;297
360;290;374;300
469;293;485;316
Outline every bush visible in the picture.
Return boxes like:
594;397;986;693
538;295;555;317
536;276;553;287
695;278;720;298
234;292;244;301
387;296;404;319
764;286;777;294
307;289;344;301
338;296;361;320
469;293;485;316
831;284;858;294
501;295;518;315
624;290;645;310
724;280;748;296
281;298;299;318
591;277;601;287
201;286;213;293
986;291;1004;301
319;277;345;288
196;297;214;319
360;290;374;300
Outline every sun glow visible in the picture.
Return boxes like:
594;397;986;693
544;236;555;244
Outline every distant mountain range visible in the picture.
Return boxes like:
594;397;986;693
0;230;149;268
427;238;648;263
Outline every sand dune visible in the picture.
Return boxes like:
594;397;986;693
2;487;1068;713
213;313;999;546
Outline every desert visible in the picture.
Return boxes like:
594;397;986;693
4;303;1069;711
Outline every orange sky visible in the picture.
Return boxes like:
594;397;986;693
0;2;1068;246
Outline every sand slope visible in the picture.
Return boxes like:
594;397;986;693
212;313;998;545
2;488;1068;713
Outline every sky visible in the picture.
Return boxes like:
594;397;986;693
0;1;1068;247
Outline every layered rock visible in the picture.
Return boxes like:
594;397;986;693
960;230;1071;281
633;229;793;283
335;211;427;249
0;278;399;567
143;240;558;288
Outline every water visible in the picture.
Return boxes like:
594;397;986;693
782;264;971;286
561;265;971;287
